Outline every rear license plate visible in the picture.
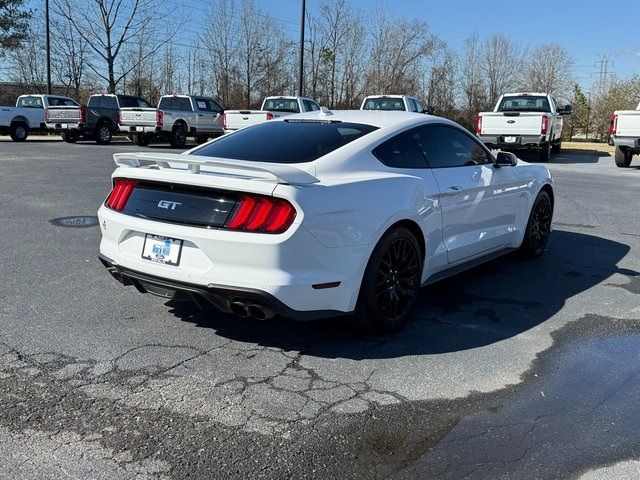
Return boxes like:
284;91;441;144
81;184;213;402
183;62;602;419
141;234;183;266
136;126;144;132
504;136;516;143
61;124;68;129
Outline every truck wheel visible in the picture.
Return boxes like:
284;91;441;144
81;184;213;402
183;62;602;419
94;123;112;145
9;122;28;142
614;147;633;168
538;143;551;162
61;131;78;143
133;134;151;147
551;141;561;154
169;124;187;148
195;134;209;145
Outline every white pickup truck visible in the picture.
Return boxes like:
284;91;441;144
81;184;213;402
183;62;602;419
223;96;320;133
360;94;429;113
476;93;572;162
0;94;79;141
610;103;640;168
157;95;225;148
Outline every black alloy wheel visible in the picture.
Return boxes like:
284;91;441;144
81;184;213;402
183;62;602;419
521;190;553;258
353;227;422;333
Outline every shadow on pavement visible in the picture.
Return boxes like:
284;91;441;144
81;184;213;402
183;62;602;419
168;230;637;359
517;150;603;164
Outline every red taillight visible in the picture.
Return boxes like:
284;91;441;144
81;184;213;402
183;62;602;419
79;106;87;123
156;109;164;126
266;113;274;121
44;108;50;123
610;114;618;135
105;179;137;212
225;195;296;233
541;115;549;135
117;109;123;125
221;112;227;130
475;115;482;134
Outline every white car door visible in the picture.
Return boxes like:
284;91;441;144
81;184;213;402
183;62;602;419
414;124;524;264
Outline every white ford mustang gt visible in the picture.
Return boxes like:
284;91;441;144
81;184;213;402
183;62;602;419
98;110;553;333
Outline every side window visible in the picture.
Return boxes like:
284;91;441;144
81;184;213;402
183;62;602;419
210;100;224;113
177;98;192;111
414;100;424;113
195;98;211;111
303;100;320;112
413;125;493;168
408;99;418;112
373;132;428;169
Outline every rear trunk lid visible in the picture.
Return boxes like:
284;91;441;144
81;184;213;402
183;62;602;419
614;110;640;137
47;105;81;123
119;108;158;127
480;112;545;136
224;110;269;131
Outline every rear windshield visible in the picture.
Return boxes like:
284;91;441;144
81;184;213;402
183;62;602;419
262;98;300;113
118;96;154;108
362;97;406;111
193;121;378;163
47;97;78;107
498;96;551;112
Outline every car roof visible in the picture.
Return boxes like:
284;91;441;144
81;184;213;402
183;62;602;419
275;109;441;129
502;92;549;97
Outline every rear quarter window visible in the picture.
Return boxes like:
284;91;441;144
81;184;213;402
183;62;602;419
47;97;78;107
193;121;378;163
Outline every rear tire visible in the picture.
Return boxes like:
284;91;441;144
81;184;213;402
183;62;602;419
9;122;28;142
94;123;112;145
551;140;561;154
352;227;423;334
614;146;633;168
169;124;187;148
520;190;553;258
538;143;551;162
61;131;78;143
195;134;209;145
133;133;151;147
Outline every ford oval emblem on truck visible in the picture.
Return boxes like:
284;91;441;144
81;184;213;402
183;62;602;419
507;120;515;124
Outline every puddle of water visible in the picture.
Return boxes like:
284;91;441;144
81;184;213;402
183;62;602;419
50;216;99;228
395;317;640;479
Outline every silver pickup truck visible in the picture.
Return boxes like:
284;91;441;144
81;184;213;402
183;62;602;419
224;96;320;133
476;93;572;162
157;95;225;148
1;94;79;141
610;103;640;168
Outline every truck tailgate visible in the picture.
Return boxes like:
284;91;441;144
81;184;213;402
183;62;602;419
47;106;81;123
615;111;640;137
480;112;544;136
224;110;269;131
120;108;157;127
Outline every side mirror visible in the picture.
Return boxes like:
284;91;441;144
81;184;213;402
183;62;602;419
494;151;518;167
559;104;572;115
423;105;436;115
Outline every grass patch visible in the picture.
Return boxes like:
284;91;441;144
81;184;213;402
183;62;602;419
563;142;613;156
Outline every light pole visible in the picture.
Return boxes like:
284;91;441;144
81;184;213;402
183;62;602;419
45;0;52;94
297;0;306;96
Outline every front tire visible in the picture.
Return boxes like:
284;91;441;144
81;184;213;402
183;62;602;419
614;146;633;168
9;122;28;142
538;143;551;162
133;133;151;147
520;190;553;258
352;227;423;334
169;124;187;148
61;131;78;143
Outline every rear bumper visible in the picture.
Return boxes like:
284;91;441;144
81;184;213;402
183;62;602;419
47;122;83;130
478;134;546;149
118;125;161;134
611;136;640;149
99;254;343;320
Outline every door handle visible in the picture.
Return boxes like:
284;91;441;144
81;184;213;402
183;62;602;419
443;186;463;196
198;114;204;117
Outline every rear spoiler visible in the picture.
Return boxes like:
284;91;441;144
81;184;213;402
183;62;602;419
113;152;319;185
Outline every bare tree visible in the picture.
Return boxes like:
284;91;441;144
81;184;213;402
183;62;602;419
425;41;456;117
481;34;525;106
458;33;488;113
6;25;46;84
51;15;90;99
53;0;173;93
522;43;574;99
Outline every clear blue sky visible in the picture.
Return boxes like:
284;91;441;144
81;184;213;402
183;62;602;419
27;0;640;91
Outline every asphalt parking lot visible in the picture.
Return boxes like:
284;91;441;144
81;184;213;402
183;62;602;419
1;139;639;479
